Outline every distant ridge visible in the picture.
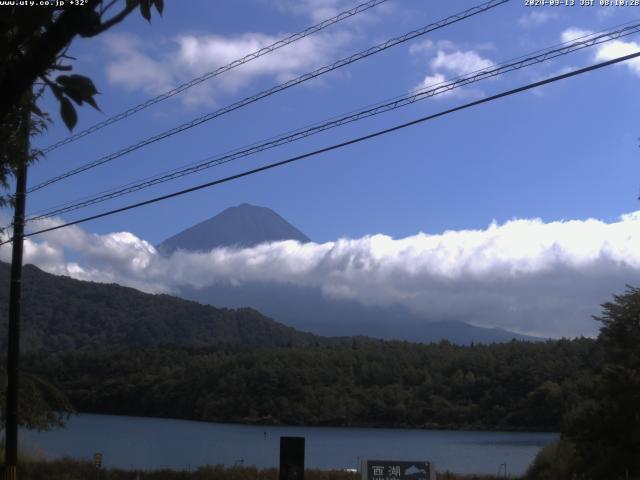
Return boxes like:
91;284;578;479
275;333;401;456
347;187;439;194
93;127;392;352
181;282;544;345
157;203;310;255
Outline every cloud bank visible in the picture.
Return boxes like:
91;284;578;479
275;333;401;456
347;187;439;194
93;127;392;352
3;213;640;338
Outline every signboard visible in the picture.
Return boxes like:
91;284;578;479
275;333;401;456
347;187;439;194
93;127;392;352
361;460;435;480
93;452;103;468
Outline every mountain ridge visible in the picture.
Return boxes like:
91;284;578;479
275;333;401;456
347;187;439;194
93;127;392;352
0;262;328;352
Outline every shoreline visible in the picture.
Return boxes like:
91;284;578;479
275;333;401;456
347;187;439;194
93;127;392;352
63;410;561;434
23;412;551;476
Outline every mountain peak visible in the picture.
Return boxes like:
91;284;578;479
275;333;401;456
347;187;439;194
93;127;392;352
157;204;311;255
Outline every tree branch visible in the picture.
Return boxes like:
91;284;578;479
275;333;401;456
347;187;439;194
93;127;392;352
82;1;138;38
0;0;141;123
50;64;73;71
100;0;119;16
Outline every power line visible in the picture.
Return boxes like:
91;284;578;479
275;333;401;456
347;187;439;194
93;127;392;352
38;0;391;155
25;21;640;222
4;49;638;245
33;16;630;223
28;19;638;219
27;0;509;194
24;17;638;221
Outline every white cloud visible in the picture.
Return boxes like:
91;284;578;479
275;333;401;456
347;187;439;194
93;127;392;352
561;28;593;43
410;40;494;99
275;0;350;23
411;73;482;100
5;212;640;339
430;49;494;76
594;39;640;76
103;28;350;107
518;11;559;28
274;0;391;24
560;28;640;77
408;39;434;56
102;0;392;107
103;34;175;96
176;30;349;85
408;39;457;56
416;73;446;89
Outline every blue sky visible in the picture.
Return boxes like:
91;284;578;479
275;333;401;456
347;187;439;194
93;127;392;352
3;0;640;337
21;0;640;244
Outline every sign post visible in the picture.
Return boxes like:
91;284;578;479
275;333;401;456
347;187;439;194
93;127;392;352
361;460;435;480
279;437;305;480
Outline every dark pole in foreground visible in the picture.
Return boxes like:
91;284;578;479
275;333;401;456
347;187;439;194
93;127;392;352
279;437;305;480
4;97;30;480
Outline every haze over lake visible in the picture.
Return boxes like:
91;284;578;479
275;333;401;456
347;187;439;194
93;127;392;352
23;414;558;476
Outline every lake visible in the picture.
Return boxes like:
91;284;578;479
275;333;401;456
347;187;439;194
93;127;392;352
22;414;558;476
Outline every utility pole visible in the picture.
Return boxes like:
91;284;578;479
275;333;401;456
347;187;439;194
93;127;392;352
4;94;30;480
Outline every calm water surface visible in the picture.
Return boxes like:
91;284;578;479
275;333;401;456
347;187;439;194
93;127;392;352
22;414;558;476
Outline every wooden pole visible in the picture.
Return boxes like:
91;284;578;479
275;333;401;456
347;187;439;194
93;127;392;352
4;94;30;480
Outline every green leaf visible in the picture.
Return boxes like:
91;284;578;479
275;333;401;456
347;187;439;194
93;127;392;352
56;74;100;110
30;103;44;118
56;75;72;89
60;97;77;131
70;74;98;95
153;0;163;15
84;95;101;112
62;87;84;106
49;84;63;100
57;74;98;96
140;0;151;22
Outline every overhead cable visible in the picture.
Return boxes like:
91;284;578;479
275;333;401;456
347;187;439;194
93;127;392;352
27;0;509;194
4;49;637;245
26;21;640;221
39;0;391;154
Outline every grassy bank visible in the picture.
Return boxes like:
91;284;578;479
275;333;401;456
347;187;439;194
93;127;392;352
16;458;518;480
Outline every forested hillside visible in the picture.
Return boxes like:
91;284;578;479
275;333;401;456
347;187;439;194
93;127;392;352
0;261;605;433
24;338;600;431
0;262;324;351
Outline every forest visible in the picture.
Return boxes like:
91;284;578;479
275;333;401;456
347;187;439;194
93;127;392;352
22;337;599;432
1;261;638;476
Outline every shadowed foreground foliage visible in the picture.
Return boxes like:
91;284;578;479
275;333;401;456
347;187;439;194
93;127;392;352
0;367;74;430
561;286;640;479
524;287;640;480
524;439;580;480
17;458;514;480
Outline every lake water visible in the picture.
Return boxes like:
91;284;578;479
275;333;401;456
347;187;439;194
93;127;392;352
22;414;558;476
